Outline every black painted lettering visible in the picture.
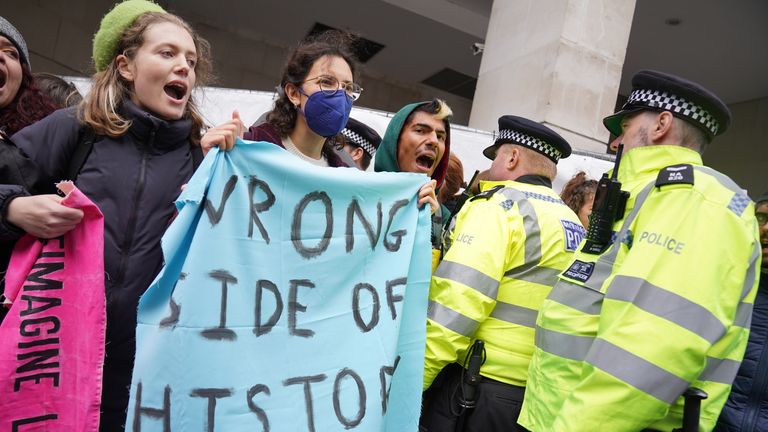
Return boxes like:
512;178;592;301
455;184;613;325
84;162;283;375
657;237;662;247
202;270;237;341
346;199;382;253
40;237;65;249
11;414;58;431
205;175;238;225
19;295;61;317
160;273;186;329
132;382;171;432
385;277;407;321
246;384;271;432
333;368;366;428
13;372;59;391
352;283;380;333
190;388;233;432
159;298;180;329
383;199;409;252
23;262;64;290
248;176;276;242
288;280;315;338
19;316;60;337
16;349;59;374
283;374;327;432
292;192;333;259
18;337;59;349
254;280;283;337
379;356;401;414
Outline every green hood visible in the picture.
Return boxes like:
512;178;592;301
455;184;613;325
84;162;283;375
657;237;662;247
374;101;451;188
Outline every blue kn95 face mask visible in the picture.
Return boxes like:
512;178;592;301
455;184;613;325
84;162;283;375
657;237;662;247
297;88;353;138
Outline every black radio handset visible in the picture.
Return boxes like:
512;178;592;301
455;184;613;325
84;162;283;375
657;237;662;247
581;143;630;255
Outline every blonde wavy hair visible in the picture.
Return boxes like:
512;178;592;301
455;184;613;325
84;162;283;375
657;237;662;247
79;12;212;145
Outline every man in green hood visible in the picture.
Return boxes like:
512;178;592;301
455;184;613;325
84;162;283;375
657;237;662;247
374;98;453;270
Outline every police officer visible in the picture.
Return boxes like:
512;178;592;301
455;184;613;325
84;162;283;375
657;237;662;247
340;117;381;170
420;115;583;431
518;70;761;431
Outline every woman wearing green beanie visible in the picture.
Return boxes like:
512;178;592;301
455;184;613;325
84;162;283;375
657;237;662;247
10;2;224;430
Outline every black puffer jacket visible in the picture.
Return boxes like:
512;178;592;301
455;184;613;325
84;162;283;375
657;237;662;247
715;271;768;432
12;101;196;431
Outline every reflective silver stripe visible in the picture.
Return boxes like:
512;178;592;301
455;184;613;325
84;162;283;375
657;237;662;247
695;166;759;303
505;265;561;286
585;182;655;291
490;301;538;328
427;300;479;337
434;260;500;299
535;326;594;361
694;166;747;197
700;356;741;385
695;166;753;216
734;302;753;329
519;199;542;265
605;275;726;344
586;338;689;404
547;280;603;315
741;240;760;301
500;187;544;268
499;187;558;287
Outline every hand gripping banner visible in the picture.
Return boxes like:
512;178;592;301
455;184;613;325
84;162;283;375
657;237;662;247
0;182;105;431
127;140;432;432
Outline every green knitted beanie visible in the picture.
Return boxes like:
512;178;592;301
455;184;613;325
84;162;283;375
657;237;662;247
92;0;166;72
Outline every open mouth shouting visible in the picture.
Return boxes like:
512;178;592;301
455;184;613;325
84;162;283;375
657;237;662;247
415;150;437;174
0;69;7;88
163;80;188;103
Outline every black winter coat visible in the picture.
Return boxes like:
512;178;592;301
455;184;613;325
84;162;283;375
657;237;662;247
12;101;197;431
0;131;51;323
716;270;768;432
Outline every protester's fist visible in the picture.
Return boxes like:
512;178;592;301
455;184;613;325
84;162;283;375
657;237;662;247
201;110;246;156
418;180;439;215
6;195;84;239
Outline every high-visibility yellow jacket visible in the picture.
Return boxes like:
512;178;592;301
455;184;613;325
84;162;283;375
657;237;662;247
518;146;761;432
423;178;585;389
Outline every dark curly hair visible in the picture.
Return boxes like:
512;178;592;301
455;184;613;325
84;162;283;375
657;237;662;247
267;30;359;157
0;63;58;135
560;171;598;215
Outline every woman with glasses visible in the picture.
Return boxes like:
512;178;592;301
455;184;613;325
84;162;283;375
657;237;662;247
204;30;360;167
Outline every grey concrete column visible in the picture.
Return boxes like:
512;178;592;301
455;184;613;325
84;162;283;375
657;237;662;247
469;0;636;152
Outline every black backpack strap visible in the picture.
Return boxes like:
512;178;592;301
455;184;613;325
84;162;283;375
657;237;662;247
66;126;99;181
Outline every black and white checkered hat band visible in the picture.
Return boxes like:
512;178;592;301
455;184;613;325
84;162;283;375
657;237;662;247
496;129;562;162
341;128;377;157
626;89;719;136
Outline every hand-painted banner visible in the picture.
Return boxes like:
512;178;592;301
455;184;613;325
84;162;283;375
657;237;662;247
0;182;105;431
127;140;432;432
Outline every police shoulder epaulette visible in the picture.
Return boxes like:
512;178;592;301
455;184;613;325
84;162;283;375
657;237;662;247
655;164;694;187
470;185;504;201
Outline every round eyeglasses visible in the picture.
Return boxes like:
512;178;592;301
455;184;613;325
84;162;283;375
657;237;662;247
303;75;363;101
756;212;768;226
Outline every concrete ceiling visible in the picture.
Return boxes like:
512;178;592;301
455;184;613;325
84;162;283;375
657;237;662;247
5;0;765;105
169;0;488;91
622;0;768;104
169;0;767;104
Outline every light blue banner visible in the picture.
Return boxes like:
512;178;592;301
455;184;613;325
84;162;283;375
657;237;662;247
127;140;432;432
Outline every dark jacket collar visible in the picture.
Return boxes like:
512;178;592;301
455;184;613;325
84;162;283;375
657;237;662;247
120;100;192;153
515;174;552;188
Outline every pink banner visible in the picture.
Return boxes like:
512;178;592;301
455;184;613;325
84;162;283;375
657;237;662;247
0;182;105;431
